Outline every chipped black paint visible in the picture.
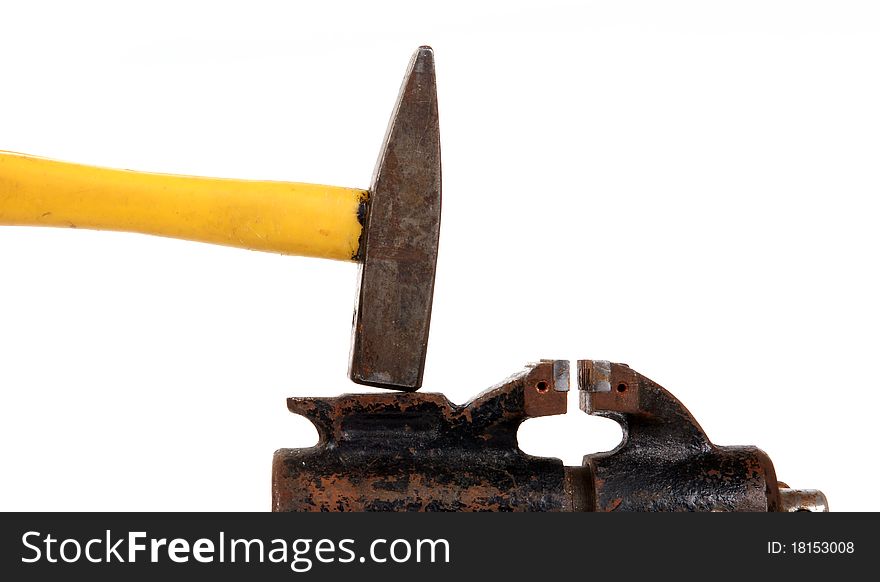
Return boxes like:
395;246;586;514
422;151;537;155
579;360;783;512
273;361;568;512
272;359;824;512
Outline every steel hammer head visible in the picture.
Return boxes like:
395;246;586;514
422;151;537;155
349;47;441;391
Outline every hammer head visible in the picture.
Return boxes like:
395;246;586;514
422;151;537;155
348;47;441;391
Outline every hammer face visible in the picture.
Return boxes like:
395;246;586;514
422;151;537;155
349;47;441;391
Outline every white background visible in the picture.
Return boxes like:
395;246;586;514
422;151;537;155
1;1;877;511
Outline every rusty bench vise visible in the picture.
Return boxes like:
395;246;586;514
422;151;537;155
273;360;827;512
1;48;826;511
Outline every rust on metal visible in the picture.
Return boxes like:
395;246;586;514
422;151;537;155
581;360;791;511
348;46;442;391
274;360;568;511
778;487;829;512
273;359;826;512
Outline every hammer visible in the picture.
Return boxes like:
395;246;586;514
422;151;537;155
0;47;441;391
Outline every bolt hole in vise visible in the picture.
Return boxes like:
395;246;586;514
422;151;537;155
272;359;827;511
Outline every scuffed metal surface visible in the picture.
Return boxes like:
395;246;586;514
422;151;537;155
579;359;778;511
348;46;442;392
274;359;826;512
274;361;568;511
778;487;829;512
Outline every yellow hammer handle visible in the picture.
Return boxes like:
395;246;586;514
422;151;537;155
0;151;367;261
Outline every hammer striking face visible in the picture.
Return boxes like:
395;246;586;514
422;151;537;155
0;47;442;391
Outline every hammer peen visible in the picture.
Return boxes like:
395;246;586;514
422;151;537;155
0;47;441;391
